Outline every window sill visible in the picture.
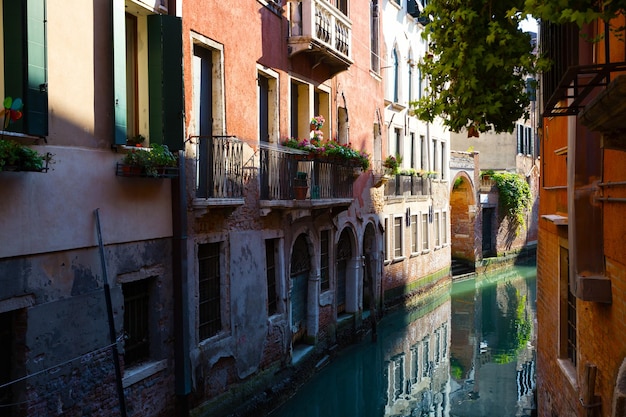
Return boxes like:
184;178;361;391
391;256;406;264
123;359;167;388
557;358;578;390
421;249;431;255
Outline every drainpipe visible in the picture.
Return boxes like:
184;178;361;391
172;150;191;414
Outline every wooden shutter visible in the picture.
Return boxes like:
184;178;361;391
111;0;127;145
148;14;183;151
3;0;47;136
25;0;47;136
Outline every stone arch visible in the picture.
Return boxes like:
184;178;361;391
450;172;478;269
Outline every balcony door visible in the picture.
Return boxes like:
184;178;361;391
194;45;214;198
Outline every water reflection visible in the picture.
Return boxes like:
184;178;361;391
268;265;536;417
449;266;536;416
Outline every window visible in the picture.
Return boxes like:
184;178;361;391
517;124;534;156
123;279;151;366
258;67;278;144
370;1;380;73
440;141;446;180
333;0;348;15
408;52;414;103
420;135;427;170
560;246;577;366
394;128;402;163
198;242;222;340
291;80;329;140
410;214;418;253
432;138;438;174
384;217;389;261
434;212;441;247
392;48;399;102
266;239;278;316
394;216;403;258
410;132;416;168
113;1;183;149
1;0;48;136
442;211;448;245
392;355;405;400
410;346;419;384
421;212;429;251
422;338;430;377
320;230;330;291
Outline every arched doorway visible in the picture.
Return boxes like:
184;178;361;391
290;234;310;344
336;229;352;314
450;173;477;273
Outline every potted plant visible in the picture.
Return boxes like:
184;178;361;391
145;143;176;177
383;154;402;175
293;171;308;200
120;143;177;177
0;139;50;172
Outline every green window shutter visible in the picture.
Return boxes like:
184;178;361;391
3;1;25;133
25;0;47;136
147;14;183;151
111;0;127;145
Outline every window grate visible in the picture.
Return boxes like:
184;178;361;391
123;280;150;366
199;242;221;340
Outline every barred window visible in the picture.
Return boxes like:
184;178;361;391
198;242;221;340
123;279;151;366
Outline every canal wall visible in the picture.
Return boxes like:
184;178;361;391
476;243;536;273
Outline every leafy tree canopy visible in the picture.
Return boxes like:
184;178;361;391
411;0;626;135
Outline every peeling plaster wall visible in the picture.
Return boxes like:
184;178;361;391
229;231;269;378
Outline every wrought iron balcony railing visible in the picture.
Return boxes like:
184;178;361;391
259;146;354;201
194;135;244;199
288;0;353;75
384;174;431;197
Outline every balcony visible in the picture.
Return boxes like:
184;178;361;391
192;135;245;212
287;0;353;76
259;145;355;215
384;174;431;198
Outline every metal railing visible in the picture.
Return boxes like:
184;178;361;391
384;175;431;197
194;135;244;199
259;146;354;200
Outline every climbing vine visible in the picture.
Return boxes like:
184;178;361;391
489;171;531;230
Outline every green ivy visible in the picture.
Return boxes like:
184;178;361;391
491;171;531;230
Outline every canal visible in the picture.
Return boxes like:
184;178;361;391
268;263;537;417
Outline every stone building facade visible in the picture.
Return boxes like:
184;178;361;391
0;0;452;416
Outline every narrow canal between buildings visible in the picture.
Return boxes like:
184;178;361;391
268;263;537;417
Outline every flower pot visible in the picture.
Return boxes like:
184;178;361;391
294;185;308;200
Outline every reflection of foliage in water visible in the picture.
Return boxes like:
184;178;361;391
450;357;463;380
491;281;532;364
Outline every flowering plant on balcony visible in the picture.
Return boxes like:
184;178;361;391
310;115;325;141
383;154;402;175
281;137;370;170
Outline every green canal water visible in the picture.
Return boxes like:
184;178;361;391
268;263;537;417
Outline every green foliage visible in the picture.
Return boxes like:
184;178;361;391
122;143;177;177
383;154;402;175
412;0;538;134
519;0;626;29
0;139;50;172
491;171;531;230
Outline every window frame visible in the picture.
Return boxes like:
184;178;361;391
198;241;223;341
393;215;403;259
410;213;419;254
122;278;152;367
421;212;429;252
1;0;48;137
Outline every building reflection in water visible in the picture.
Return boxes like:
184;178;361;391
270;265;536;417
449;265;537;417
